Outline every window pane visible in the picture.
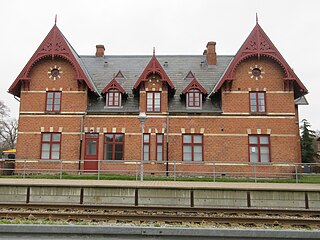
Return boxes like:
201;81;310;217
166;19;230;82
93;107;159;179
157;135;163;142
183;145;192;161
250;93;256;100
157;145;163;161
42;143;50;151
260;146;270;162
52;134;60;142
105;134;113;142
41;151;50;159
258;93;265;99
51;151;60;160
54;98;60;104
258;105;265;112
55;92;61;98
143;143;149;161
249;136;258;144
54;104;60;111
115;134;123;142
42;134;51;142
104;144;113;160
51;144;60;152
143;134;149;142
47;92;53;99
86;140;97;155
194;135;202;143
183;135;192;143
47;99;53;105
115;144;123;160
194;145;202;161
260;136;269;144
250;106;257;112
250;146;259;162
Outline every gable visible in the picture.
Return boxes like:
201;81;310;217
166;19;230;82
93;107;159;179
8;23;99;97
213;22;308;98
133;52;175;90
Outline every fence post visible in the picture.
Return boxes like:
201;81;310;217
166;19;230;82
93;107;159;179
174;160;176;181
213;162;216;182
295;164;299;183
98;160;100;180
23;159;26;179
135;161;138;181
59;160;63;179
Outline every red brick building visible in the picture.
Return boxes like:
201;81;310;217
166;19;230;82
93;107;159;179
8;20;308;176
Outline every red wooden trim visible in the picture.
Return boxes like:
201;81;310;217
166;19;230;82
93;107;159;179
182;78;207;94
133;54;174;90
143;133;150;161
101;78;125;94
115;70;125;79
146;92;161;112
249;91;266;113
107;90;121;107
187;89;201;108
182;134;203;161
103;133;124;160
156;133;164;161
214;22;308;96
9;24;96;97
46;91;62;112
40;132;61;160
184;71;195;80
248;134;271;162
84;133;99;160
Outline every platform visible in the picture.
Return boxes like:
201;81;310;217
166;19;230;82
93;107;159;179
0;179;319;209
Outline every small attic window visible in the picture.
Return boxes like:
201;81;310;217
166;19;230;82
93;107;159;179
115;70;125;80
184;71;195;80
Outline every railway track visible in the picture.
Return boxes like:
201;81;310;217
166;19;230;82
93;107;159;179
0;203;319;228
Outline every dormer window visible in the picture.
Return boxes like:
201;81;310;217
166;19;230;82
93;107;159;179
182;75;207;110
101;78;126;109
147;92;161;112
187;89;202;108
107;89;121;107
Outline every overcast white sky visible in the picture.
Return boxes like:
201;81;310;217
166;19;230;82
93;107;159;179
0;0;319;130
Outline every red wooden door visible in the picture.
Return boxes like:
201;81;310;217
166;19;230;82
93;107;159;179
84;133;99;172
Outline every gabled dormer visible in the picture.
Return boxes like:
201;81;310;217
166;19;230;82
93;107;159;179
133;50;175;113
213;20;308;98
101;78;126;108
9;22;98;98
182;76;207;109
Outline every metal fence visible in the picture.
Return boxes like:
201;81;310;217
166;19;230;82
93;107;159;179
0;159;319;183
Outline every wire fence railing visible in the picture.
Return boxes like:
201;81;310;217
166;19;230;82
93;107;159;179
0;159;319;183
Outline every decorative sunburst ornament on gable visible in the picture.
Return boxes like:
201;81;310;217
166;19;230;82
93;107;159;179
249;65;265;80
48;65;63;80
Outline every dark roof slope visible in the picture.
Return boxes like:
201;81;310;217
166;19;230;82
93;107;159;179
81;55;233;113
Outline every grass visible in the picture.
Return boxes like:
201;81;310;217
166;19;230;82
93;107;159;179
1;173;320;183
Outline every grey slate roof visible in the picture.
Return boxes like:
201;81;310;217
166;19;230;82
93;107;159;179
81;55;234;113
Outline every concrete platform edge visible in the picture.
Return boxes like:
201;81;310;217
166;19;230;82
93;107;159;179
0;224;319;239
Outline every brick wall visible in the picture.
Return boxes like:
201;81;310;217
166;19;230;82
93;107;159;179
14;55;302;176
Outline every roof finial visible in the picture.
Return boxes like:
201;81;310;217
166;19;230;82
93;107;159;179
55;14;57;25
256;12;258;24
153;47;155;56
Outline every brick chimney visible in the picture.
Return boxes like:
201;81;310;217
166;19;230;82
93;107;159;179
205;41;216;65
96;45;105;57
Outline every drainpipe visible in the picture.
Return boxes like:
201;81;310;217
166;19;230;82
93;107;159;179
78;113;85;174
166;112;169;176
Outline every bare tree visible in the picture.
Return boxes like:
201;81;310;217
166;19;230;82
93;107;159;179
0;100;9;119
0;118;18;150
